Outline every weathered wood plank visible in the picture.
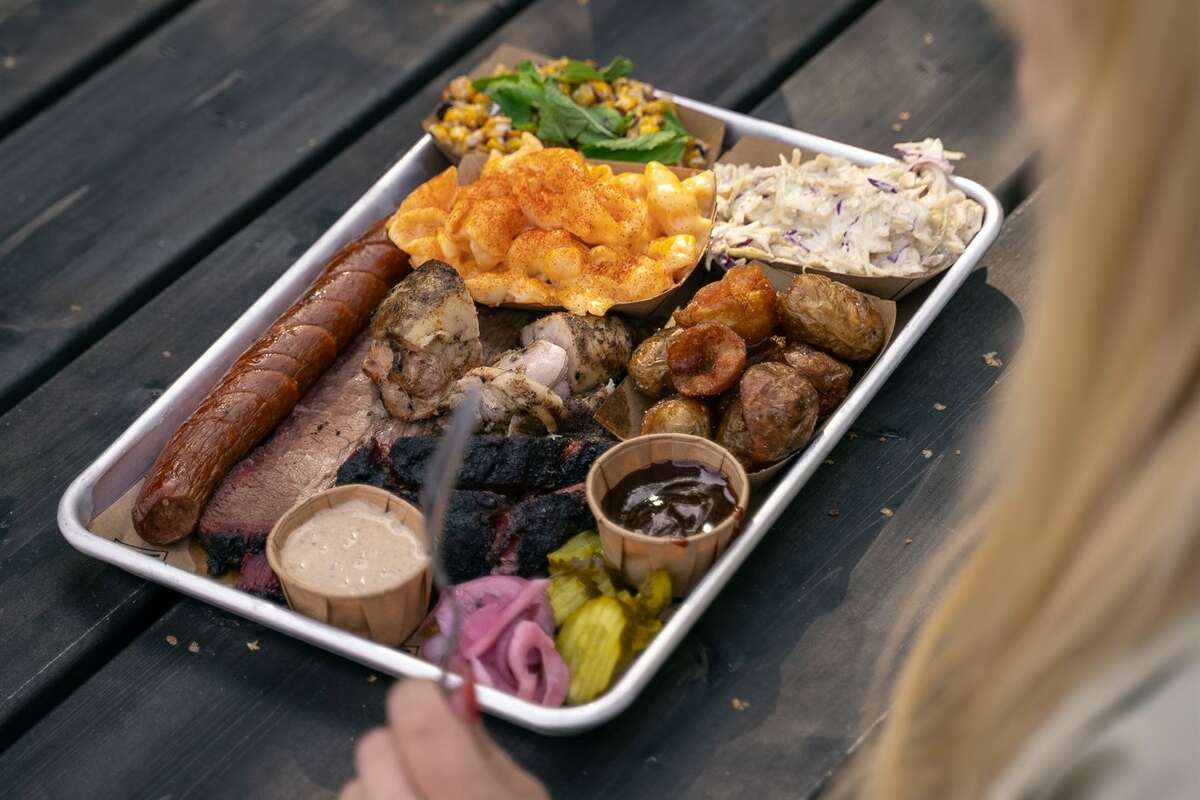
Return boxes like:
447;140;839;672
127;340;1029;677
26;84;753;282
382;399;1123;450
0;0;874;749
0;191;1041;799
0;0;521;414
0;0;193;137
754;0;1034;196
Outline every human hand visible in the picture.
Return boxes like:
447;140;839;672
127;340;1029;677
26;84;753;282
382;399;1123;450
341;676;549;800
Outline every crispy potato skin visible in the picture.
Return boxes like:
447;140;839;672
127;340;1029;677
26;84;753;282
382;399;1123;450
641;396;713;437
717;362;819;466
674;264;778;345
628;329;676;398
667;322;747;397
777;343;852;416
778;274;884;361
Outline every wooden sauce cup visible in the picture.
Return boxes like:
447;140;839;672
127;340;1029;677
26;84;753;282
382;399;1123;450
587;434;750;597
266;484;431;646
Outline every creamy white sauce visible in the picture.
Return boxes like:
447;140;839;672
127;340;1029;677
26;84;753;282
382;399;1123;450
280;499;426;595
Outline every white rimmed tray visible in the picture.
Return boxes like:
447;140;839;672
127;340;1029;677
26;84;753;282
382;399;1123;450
58;97;1003;735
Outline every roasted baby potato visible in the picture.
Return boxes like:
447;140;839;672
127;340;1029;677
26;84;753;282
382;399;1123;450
717;363;819;467
641;396;713;437
628;329;676;398
779;274;884;361
673;263;778;345
778;344;852;416
667;322;747;397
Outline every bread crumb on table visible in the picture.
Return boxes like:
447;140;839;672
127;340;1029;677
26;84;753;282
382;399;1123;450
828;509;840;518
982;351;1003;368
732;698;751;711
246;640;260;652
881;507;894;518
367;674;379;683
165;635;178;646
921;449;933;459
933;402;947;411
187;641;200;654
924;32;935;45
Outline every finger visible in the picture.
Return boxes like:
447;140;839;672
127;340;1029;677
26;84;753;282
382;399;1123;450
356;727;420;800
339;779;367;800
387;680;498;799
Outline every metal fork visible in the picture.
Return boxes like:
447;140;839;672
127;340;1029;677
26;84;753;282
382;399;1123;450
418;387;481;693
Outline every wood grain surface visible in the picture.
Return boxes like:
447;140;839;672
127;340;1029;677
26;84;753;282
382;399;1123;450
0;0;194;136
0;0;876;752
0;0;1043;797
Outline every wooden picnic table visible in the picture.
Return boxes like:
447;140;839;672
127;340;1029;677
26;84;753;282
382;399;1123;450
0;1;1039;797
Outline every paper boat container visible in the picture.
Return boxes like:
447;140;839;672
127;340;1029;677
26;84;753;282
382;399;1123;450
422;44;725;169
714;135;966;301
266;484;432;646
586;433;750;597
595;263;896;486
447;152;716;318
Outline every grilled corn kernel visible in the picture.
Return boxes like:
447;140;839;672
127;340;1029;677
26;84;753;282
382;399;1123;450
448;76;473;101
614;94;637;112
572;83;596;106
590;80;613;101
448;126;467;142
443;107;465;124
485;137;502;151
472;91;490;104
639;115;661;134
430;123;450;140
643;100;663;115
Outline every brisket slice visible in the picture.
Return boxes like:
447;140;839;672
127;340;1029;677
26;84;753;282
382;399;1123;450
197;333;383;575
387;435;613;493
511;487;595;578
235;552;284;604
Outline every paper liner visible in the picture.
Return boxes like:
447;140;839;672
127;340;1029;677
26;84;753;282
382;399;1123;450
715;135;964;301
595;263;897;486
422;44;726;170
265;484;432;647
424;153;717;318
586;434;750;597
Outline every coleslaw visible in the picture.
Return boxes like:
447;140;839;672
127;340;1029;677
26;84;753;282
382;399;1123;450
709;139;984;277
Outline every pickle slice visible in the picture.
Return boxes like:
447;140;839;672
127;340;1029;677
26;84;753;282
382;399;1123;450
547;531;603;574
636;570;672;618
631;618;663;653
547;572;598;626
556;596;633;704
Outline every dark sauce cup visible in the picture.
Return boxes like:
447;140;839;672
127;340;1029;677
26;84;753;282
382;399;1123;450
586;434;750;597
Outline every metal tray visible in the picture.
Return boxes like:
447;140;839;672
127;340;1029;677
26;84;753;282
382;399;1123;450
58;98;1003;735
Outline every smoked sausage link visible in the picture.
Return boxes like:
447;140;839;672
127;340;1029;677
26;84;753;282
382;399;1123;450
133;220;409;544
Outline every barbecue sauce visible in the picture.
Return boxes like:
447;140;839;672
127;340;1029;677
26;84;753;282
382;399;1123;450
603;460;737;539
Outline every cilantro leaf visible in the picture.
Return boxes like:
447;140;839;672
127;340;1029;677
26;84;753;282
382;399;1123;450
661;105;690;138
493;86;536;130
581;131;687;164
538;83;617;144
590;105;626;135
516;60;544;86
600;56;634;81
559;60;605;83
471;73;515;92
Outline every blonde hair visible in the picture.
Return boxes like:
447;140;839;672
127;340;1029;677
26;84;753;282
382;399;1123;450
861;1;1200;796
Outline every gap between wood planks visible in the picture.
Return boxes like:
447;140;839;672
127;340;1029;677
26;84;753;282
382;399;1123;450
0;0;537;418
0;0;200;140
0;0;893;754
